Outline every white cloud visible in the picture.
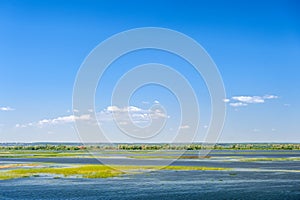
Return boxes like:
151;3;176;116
128;106;142;112
38;114;91;126
99;105;167;125
232;96;265;104
229;102;248;107
179;125;190;129
106;106;142;113
154;100;160;104
16;104;168;129
223;99;230;103
16;114;91;128
0;106;14;111
15;124;27;128
106;106;120;112
263;95;278;99
229;94;278;107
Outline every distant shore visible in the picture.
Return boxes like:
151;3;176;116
0;143;300;151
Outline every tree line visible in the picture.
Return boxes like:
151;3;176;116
0;143;299;151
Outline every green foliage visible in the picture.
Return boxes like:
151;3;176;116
0;165;124;180
0;143;300;152
0;164;230;180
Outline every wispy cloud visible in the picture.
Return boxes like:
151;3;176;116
105;106;142;113
16;114;91;128
179;125;190;129
0;106;15;111
37;114;91;126
232;96;265;104
16;104;168;128
98;105;168;125
263;95;278;100
229;102;248;107
225;94;278;107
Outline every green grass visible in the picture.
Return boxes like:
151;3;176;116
0;173;26;180
0;165;124;180
0;164;231;180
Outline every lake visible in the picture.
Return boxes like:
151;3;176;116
0;150;299;199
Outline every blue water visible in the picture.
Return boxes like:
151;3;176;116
1;150;299;199
1;170;299;200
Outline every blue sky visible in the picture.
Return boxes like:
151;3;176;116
0;0;299;142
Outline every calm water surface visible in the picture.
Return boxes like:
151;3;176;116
0;150;299;199
0;170;299;200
